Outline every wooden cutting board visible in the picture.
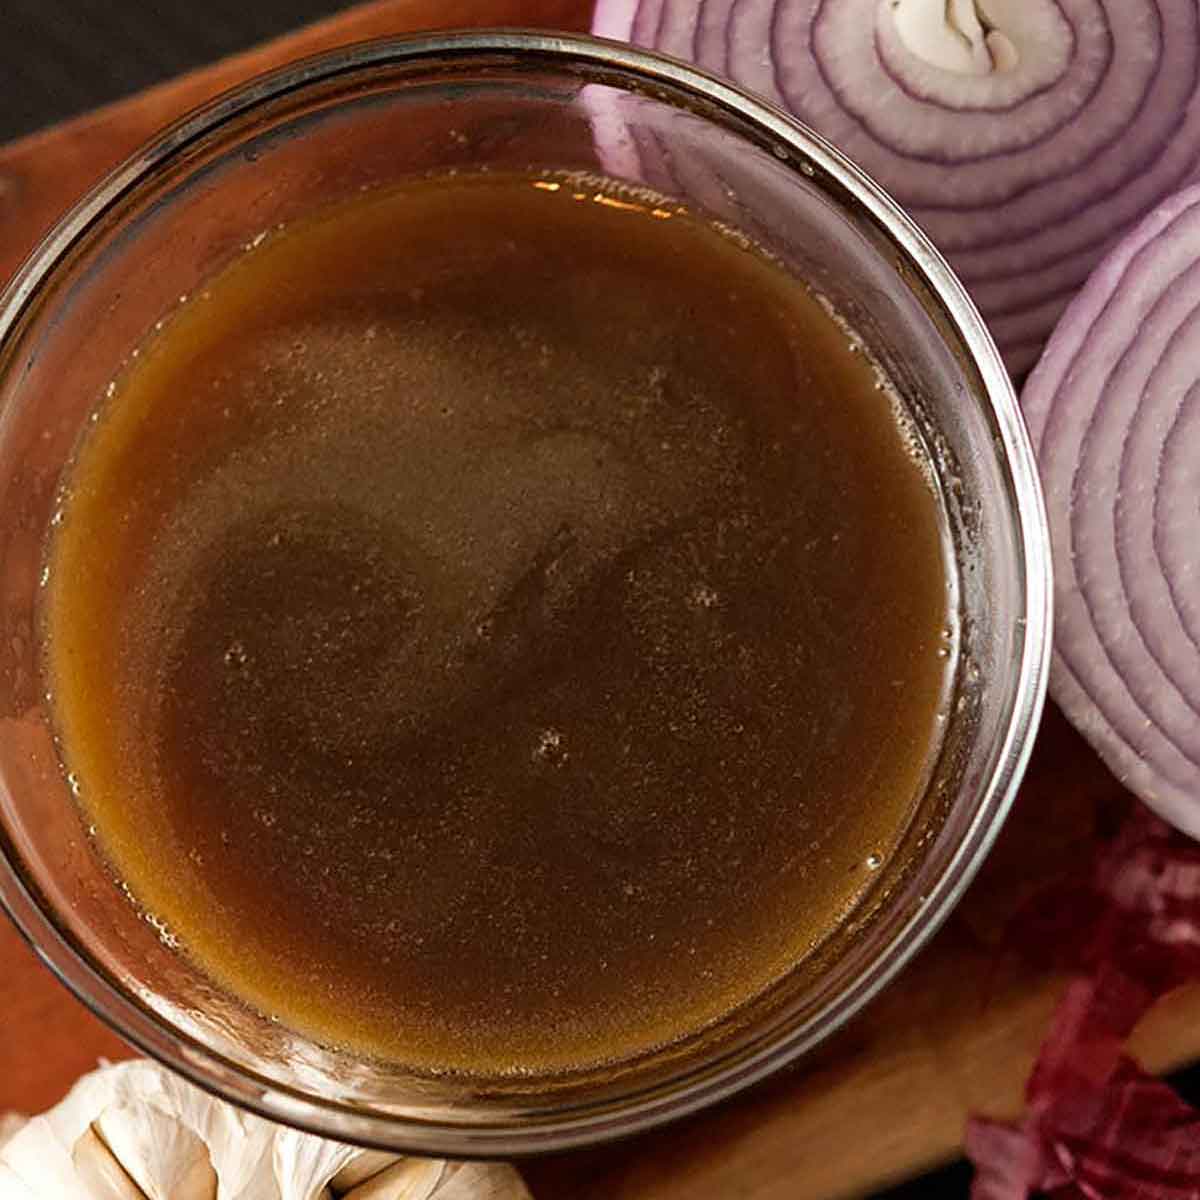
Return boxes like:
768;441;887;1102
2;3;1198;1197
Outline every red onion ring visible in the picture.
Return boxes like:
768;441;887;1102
593;0;1200;376
1023;185;1200;838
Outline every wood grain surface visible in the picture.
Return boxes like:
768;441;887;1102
2;3;1198;1198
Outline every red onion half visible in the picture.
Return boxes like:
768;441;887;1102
592;0;1200;376
1022;185;1200;839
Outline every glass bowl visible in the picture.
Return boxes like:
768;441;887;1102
0;31;1051;1155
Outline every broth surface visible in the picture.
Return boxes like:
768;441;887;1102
44;172;951;1075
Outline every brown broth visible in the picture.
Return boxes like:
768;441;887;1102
43;172;951;1076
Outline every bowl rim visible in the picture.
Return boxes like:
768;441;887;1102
0;28;1052;1156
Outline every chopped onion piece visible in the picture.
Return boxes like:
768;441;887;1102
968;812;1200;1196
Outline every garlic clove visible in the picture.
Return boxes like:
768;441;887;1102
152;1072;276;1200
72;1124;149;1200
96;1098;217;1200
330;1149;403;1192
428;1163;532;1200
1;1068;124;1194
0;1061;530;1200
176;1148;221;1200
341;1158;444;1199
272;1122;360;1199
92;1060;267;1199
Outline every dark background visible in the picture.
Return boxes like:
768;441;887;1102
0;0;357;143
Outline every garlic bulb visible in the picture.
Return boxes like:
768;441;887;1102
0;1061;531;1200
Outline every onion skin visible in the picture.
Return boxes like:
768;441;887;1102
967;811;1200;1191
593;0;1200;377
1022;184;1200;839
